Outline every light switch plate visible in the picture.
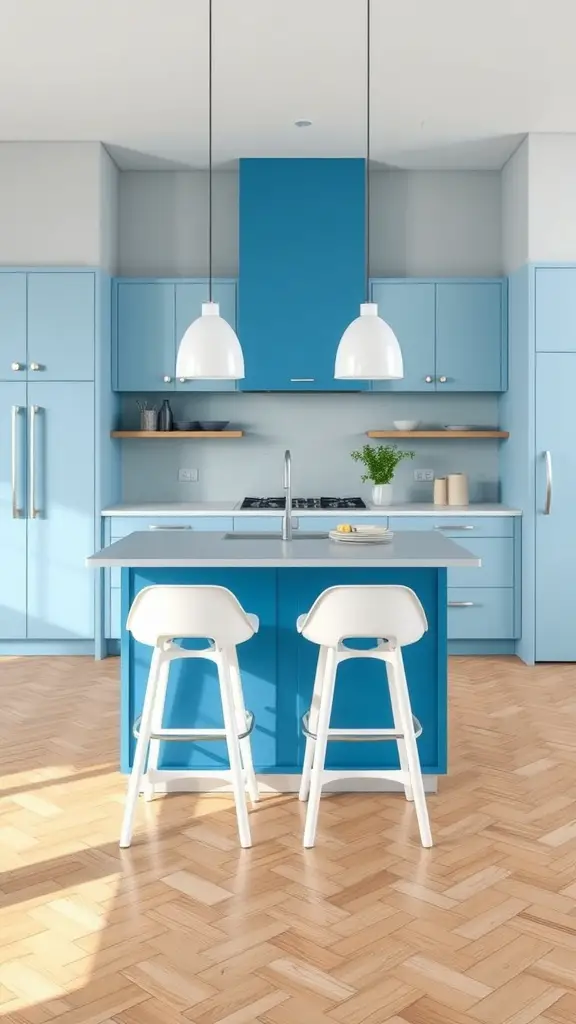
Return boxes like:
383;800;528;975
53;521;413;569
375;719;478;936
414;469;434;482
178;468;198;482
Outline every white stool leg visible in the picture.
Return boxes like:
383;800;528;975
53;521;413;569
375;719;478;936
144;655;170;801
218;652;252;849
299;645;327;802
303;648;337;849
227;646;259;805
389;649;433;848
385;658;413;802
120;647;163;849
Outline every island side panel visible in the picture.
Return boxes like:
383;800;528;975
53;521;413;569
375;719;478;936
120;565;447;777
278;567;447;775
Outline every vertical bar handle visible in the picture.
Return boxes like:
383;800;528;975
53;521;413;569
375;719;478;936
30;405;41;519
544;450;552;515
11;406;24;518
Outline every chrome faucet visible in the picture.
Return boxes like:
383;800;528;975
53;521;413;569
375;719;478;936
282;449;292;541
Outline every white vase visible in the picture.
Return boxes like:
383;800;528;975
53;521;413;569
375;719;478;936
372;483;393;506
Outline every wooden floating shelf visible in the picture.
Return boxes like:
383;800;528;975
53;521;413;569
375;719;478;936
111;430;244;439
366;430;509;439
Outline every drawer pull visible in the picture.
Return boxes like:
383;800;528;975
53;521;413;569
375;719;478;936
448;601;475;607
290;378;315;382
434;524;474;531
148;525;193;530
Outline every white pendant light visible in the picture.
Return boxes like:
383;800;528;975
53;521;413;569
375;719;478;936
176;0;245;381
334;0;403;381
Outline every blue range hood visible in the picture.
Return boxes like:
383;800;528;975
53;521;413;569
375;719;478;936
238;158;367;391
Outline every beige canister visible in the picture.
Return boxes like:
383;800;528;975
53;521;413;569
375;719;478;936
447;473;469;506
433;477;447;505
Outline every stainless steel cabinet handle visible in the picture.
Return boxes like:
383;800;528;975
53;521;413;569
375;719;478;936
290;378;315;382
544;450;552;514
434;524;474;530
438;375;448;383
29;405;41;518
163;375;172;383
29;362;41;372
424;375;434;383
11;362;24;372
147;524;192;532
448;601;475;607
11;406;24;518
179;378;186;383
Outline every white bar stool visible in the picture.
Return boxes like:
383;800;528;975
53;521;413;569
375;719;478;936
297;584;433;850
120;585;259;850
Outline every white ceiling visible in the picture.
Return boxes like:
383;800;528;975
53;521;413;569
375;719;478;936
0;0;575;170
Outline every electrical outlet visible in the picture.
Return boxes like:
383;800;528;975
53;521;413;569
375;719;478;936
414;469;434;482
178;468;198;482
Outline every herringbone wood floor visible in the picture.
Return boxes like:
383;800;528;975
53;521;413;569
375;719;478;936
1;656;576;1023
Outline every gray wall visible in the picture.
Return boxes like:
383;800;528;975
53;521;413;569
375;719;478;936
0;142;118;270
118;171;238;277
119;392;501;504
118;168;503;278
501;138;529;274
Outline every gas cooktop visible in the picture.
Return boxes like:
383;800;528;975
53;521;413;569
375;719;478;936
240;497;367;510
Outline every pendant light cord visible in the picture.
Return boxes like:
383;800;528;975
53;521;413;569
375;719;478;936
208;0;213;303
365;0;370;302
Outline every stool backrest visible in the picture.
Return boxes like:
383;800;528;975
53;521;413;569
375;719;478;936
127;585;256;648
298;585;427;647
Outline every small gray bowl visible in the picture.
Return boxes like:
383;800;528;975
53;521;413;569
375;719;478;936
198;420;230;431
173;420;199;431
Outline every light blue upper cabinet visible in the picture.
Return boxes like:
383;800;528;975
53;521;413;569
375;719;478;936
175;281;237;392
370;282;436;392
239;159;368;391
116;282;175;392
0;274;27;381
27;272;95;381
435;281;504;391
535;268;576;351
26;381;95;639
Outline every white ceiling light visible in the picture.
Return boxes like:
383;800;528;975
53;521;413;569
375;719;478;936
176;0;244;381
334;0;403;381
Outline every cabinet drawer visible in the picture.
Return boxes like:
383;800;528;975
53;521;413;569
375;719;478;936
300;516;389;532
448;588;515;639
389;515;514;537
447;538;513;588
109;516;233;538
233;516;290;532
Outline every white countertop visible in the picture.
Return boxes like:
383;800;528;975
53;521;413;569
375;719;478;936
100;501;521;518
88;529;480;569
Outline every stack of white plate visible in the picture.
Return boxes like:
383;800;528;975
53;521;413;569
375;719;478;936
329;525;394;544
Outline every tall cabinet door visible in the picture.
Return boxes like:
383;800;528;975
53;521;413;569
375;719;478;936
535;353;576;661
27;382;95;639
0;383;27;637
175;281;237;392
370;282;436;392
0;274;27;381
27;273;95;381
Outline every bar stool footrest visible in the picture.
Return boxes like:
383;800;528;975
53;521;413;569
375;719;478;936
302;712;422;742
134;709;255;742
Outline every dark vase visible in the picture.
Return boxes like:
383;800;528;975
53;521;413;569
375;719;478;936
158;398;173;431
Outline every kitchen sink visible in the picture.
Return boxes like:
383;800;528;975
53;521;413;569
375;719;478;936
224;532;329;541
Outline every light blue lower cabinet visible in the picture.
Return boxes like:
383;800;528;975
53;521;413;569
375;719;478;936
390;516;519;644
105;516;234;639
448;588;515;639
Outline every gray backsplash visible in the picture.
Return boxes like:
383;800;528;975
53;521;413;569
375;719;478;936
119;392;502;504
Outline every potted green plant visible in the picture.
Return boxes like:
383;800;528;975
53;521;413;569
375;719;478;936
351;443;415;506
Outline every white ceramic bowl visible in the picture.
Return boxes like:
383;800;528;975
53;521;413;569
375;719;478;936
393;420;419;431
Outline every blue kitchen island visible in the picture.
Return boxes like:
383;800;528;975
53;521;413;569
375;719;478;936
88;529;479;791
